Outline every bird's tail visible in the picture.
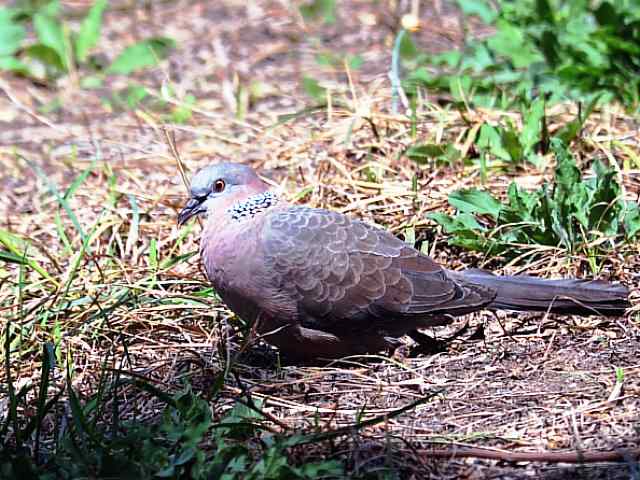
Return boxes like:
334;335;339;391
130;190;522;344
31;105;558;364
457;269;630;317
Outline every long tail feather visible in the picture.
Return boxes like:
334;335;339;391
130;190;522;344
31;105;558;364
457;269;630;317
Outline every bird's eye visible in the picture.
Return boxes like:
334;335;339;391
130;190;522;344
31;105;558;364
213;179;226;193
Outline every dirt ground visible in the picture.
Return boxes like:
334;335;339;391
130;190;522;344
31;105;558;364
1;1;639;478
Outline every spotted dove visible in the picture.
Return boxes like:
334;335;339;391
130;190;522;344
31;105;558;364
178;163;630;360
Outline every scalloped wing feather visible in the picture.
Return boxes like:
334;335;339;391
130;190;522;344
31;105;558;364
262;207;495;329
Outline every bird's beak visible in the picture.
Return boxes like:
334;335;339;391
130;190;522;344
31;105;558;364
178;198;205;226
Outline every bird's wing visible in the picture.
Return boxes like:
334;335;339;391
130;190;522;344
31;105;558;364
261;207;494;330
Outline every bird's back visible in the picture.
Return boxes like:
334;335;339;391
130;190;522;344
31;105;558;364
259;205;496;335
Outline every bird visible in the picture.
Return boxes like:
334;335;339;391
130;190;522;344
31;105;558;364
178;163;630;361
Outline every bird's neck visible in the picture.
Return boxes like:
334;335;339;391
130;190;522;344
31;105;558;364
226;191;280;221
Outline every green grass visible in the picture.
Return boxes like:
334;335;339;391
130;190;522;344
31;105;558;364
430;137;640;271
402;0;640;109
0;0;639;478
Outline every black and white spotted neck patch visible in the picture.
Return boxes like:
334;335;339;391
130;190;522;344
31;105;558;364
228;191;279;220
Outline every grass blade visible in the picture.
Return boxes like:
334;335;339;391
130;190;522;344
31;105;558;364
25;156;87;245
0;230;58;287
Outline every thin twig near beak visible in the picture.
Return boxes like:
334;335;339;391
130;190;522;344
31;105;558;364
163;125;189;192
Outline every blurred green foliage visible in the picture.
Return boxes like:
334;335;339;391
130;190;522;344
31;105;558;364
404;0;640;109
0;0;175;84
405;95;600;171
397;0;640;264
299;0;337;24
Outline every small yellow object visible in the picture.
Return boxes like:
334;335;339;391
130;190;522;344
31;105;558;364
401;14;420;31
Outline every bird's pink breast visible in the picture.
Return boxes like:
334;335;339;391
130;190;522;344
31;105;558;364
199;210;277;322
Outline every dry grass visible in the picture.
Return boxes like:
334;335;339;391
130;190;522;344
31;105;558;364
0;0;639;478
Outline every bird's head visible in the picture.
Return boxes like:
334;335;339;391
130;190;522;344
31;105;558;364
177;163;269;226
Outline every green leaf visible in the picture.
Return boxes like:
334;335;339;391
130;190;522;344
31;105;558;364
435;136;636;262
399;30;419;60
430;212;488;251
587;160;620;235
406;66;432;86
539;29;560;68
107;37;175;74
315;52;334;66
449;75;472;102
520;97;545;155
25;44;65;71
299;0;336;24
502;182;538;223
347;54;363;69
75;0;107;62
456;0;496;23
449;189;502;218
174;446;196;466
79;75;102;88
552;140;580;190
500;124;523;162
38;1;61;18
405;143;446;164
0;8;25;56
159;251;197;270
430;212;484;232
0;55;29;74
433;50;462;68
125;84;148;108
459;43;495;72
623;202;640;239
0;249;27;264
555;95;600;145
301;76;326;101
0;229;57;286
33;11;67;70
488;20;542;68
217;400;264;440
28;158;87;243
477;123;511;161
535;0;555;24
